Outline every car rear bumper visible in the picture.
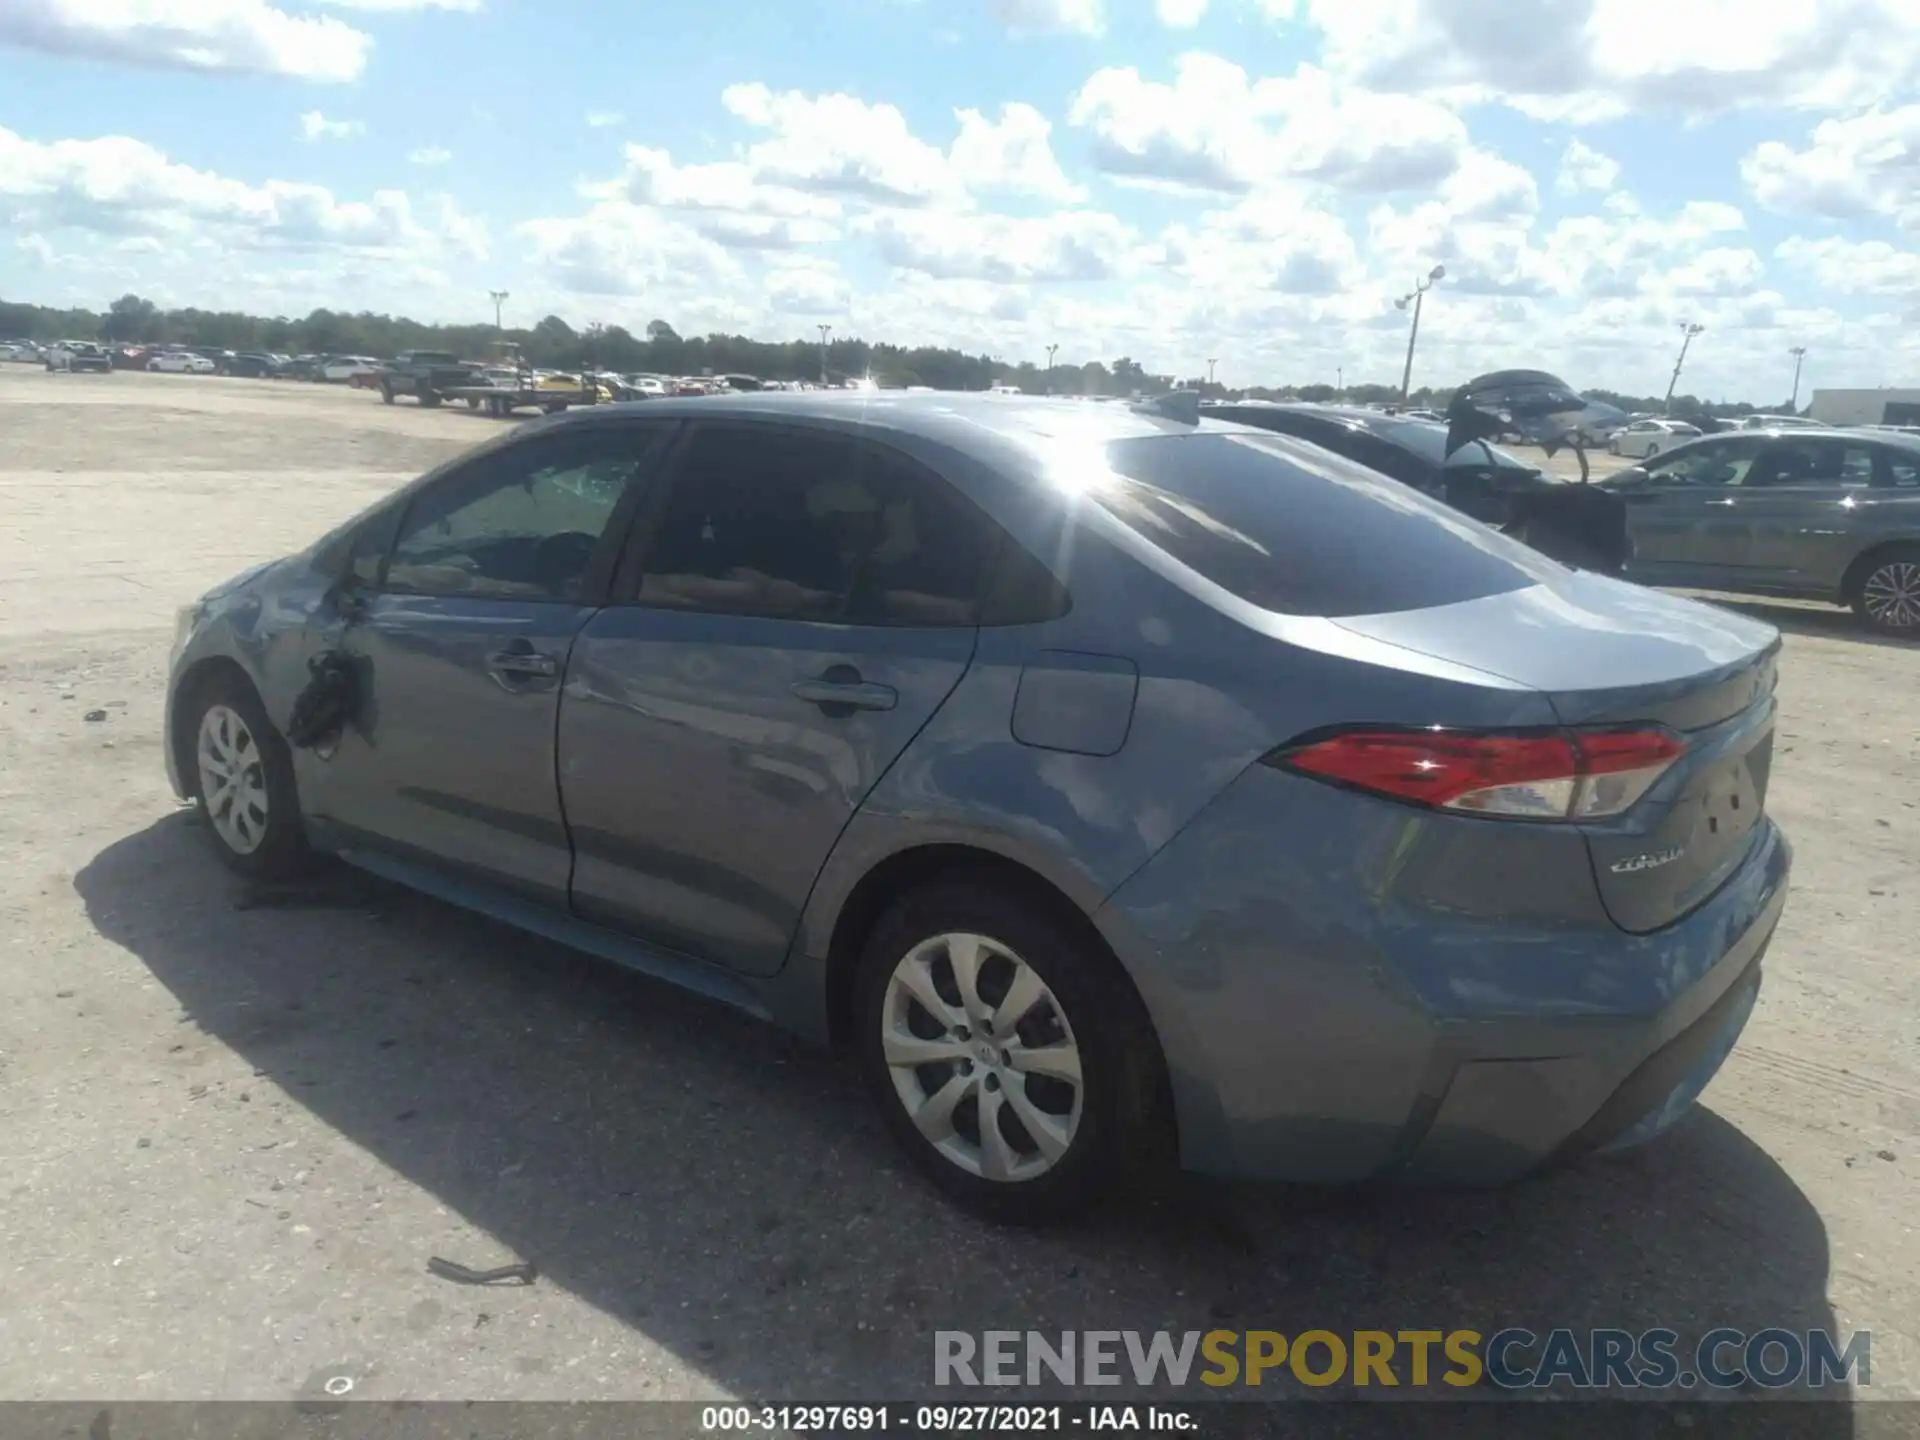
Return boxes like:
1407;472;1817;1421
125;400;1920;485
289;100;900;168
1094;764;1791;1186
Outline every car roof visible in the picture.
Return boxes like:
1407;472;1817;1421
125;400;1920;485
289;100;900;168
539;389;1266;465
1656;425;1920;454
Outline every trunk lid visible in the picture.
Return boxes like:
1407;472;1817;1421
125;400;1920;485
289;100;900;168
1333;572;1781;933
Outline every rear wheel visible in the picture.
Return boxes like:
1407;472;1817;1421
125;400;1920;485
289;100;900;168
1645;443;1660;457
1852;546;1920;637
380;381;395;405
854;880;1171;1224
1607;437;1620;455
419;389;441;408
185;672;311;880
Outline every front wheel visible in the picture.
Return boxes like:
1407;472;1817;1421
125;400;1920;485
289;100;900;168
186;672;311;880
1645;443;1659;457
380;382;395;405
1607;438;1620;455
1853;546;1920;638
854;880;1171;1224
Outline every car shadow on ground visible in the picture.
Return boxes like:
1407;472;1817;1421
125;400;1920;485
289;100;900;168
1687;595;1916;654
78;815;1853;1423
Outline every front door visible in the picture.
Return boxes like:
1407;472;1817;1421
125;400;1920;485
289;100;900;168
307;423;671;905
1621;436;1767;584
559;422;1004;975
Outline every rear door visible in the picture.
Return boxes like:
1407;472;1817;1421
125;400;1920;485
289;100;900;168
1733;436;1881;591
307;421;673;905
557;422;1000;975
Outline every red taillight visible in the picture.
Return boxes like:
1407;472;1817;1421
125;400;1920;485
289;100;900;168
1274;726;1684;821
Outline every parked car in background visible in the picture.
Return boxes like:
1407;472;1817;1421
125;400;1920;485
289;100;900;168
148;350;216;374
321;356;383;384
1202;401;1631;572
47;341;113;373
1609;418;1703;458
1734;414;1826;431
165;391;1789;1221
0;340;45;363
1600;427;1920;635
222;353;282;379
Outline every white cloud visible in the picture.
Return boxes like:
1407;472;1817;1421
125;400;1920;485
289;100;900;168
1776;236;1920;298
299;111;365;142
950;103;1085;201
996;0;1105;36
1069;55;1468;194
861;208;1138;282
408;145;452;165
319;0;479;9
1301;0;1920;122
585;111;624;129
716;85;1080;209
517;203;744;297
1556;139;1619;195
722;82;963;207
0;126;485;263
1156;189;1362;294
1155;0;1208;27
0;0;369;82
1743;106;1920;234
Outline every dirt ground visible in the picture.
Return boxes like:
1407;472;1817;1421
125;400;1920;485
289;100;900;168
1;368;1917;1417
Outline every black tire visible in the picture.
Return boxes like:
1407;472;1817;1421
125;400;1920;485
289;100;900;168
1851;545;1920;638
419;389;441;408
181;670;312;881
853;879;1173;1224
1645;443;1659;457
1607;438;1620;455
380;381;395;405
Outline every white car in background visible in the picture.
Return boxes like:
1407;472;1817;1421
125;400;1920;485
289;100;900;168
1733;413;1827;431
148;351;216;374
320;356;382;383
1608;418;1703;458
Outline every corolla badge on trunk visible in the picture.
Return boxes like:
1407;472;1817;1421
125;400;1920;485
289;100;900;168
1611;844;1687;874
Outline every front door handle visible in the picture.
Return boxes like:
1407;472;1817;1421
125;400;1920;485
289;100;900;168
1707;498;1737;507
792;666;897;713
486;647;559;678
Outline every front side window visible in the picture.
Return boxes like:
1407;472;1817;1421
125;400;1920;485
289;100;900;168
383;428;663;601
1644;438;1766;487
633;426;1000;627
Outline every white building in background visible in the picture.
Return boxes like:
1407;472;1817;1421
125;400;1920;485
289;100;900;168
1807;388;1920;426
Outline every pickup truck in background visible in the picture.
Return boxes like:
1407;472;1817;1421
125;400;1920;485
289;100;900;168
374;351;478;407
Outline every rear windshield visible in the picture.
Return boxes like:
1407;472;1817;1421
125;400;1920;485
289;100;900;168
1097;433;1542;617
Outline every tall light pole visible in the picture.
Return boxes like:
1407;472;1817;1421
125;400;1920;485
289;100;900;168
1045;342;1058;394
1337;366;1344;398
1665;322;1705;413
1206;357;1218;388
1394;265;1446;401
488;290;509;332
817;324;832;386
1788;345;1808;411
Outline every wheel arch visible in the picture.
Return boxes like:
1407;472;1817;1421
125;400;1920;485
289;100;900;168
169;655;261;799
819;843;1155;1060
1840;537;1920;605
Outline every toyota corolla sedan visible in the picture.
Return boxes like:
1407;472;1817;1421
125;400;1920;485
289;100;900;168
166;393;1790;1222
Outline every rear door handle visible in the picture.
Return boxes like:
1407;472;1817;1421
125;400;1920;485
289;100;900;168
486;648;558;678
792;670;897;712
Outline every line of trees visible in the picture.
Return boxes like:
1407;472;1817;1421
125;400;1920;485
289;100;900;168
0;292;1794;419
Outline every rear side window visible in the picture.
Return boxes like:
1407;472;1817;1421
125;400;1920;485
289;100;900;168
632;426;1013;627
1098;433;1541;617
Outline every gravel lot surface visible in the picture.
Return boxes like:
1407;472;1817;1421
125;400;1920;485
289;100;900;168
1;368;1915;1422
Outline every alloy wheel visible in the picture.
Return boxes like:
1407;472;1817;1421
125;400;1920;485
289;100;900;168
879;932;1084;1183
1862;560;1920;633
196;703;270;854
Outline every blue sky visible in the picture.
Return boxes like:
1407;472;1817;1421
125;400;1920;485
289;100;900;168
2;0;1916;400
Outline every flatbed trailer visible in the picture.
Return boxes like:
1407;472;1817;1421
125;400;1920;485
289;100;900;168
442;384;601;418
